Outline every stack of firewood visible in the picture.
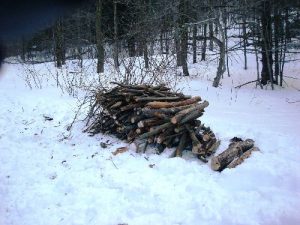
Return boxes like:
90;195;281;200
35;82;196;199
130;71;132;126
85;82;220;162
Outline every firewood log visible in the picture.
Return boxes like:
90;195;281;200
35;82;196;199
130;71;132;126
139;122;174;139
146;89;166;97
176;132;188;157
136;127;148;134
137;118;165;128
157;130;183;144
135;96;182;102
206;139;220;156
117;112;131;123
116;92;136;98
211;139;255;171
140;104;198;115
105;98;124;108
171;101;209;124
122;88;145;94
120;103;143;112
227;147;260;169
179;110;203;125
127;130;138;142
185;124;202;154
146;96;201;109
156;128;174;143
110;101;123;109
116;124;136;133
164;137;175;148
141;110;170;120
131;115;146;123
157;90;190;98
174;126;187;133
202;134;211;142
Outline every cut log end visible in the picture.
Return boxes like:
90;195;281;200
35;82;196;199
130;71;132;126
211;157;221;171
171;117;178;124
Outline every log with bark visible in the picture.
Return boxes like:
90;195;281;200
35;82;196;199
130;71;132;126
211;138;258;171
227;147;260;169
85;82;218;162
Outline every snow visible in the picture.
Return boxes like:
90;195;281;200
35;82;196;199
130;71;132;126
1;57;300;225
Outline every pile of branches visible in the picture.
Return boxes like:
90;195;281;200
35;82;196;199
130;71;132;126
85;82;219;162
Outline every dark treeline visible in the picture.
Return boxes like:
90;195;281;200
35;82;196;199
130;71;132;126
5;0;300;88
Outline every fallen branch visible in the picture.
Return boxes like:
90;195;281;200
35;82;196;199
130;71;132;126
235;80;259;89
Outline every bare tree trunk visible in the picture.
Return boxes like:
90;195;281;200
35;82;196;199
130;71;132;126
179;0;189;76
212;37;225;87
192;25;197;64
285;9;291;42
142;0;149;69
209;21;214;51
137;41;143;57
201;24;207;61
175;28;182;66
242;16;247;70
280;9;289;87
274;6;280;84
260;0;273;88
113;0;119;68
165;31;169;54
160;30;164;53
75;9;83;68
254;36;262;88
212;14;226;87
181;27;189;76
214;21;219;36
224;11;230;77
96;0;104;73
144;42;149;69
54;18;65;68
128;37;136;57
150;40;154;55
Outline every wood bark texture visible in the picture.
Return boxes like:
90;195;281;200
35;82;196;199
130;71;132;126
211;139;255;171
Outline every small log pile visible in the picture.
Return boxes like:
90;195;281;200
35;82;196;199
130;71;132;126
85;82;219;161
211;138;260;171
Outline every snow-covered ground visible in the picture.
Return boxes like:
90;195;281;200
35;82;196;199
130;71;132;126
1;56;300;225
